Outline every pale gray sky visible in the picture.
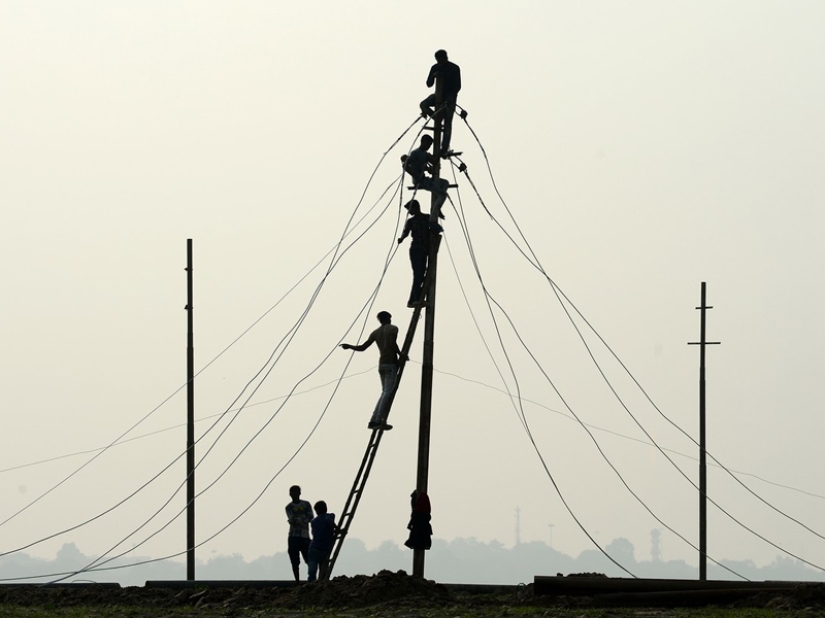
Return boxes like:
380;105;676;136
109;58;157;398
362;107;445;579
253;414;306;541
2;1;825;578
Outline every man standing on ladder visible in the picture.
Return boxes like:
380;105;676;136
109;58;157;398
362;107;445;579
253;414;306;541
398;199;440;308
340;311;405;431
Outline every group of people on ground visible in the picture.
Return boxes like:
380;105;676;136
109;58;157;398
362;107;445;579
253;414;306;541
286;484;432;582
286;485;336;582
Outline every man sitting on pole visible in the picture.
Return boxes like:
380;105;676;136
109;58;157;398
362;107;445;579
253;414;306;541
402;135;448;220
419;49;461;157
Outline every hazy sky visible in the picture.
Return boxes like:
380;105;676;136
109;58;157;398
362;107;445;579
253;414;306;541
2;1;825;580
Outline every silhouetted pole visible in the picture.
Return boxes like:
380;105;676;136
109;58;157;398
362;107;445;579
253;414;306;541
185;239;196;580
414;74;444;579
688;281;719;581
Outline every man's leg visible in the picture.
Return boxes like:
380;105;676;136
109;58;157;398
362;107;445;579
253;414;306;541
431;180;449;220
287;537;301;581
409;248;428;305
369;364;397;426
299;537;310;577
418;177;449;221
319;551;332;581
420;93;436;118
307;548;320;582
441;99;456;153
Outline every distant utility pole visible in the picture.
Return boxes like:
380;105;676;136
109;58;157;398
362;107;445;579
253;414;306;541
688;281;720;581
515;507;521;546
185;239;195;581
413;72;445;579
651;528;662;562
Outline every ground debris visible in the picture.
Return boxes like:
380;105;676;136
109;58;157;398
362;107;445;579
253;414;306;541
3;575;825;612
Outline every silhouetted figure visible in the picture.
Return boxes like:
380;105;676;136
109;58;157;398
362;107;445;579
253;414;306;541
285;485;312;581
404;489;433;550
340;311;405;430
402;135;449;219
398;199;439;308
307;500;336;582
419;49;461;156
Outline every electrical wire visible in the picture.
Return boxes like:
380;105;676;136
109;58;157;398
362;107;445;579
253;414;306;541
0;117;418;569
37;128;416;584
455;115;825;573
441;133;747;578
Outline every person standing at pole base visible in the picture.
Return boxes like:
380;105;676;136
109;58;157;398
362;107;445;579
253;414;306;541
285;485;312;581
340;311;406;430
402;135;449;219
419;49;461;157
398;199;441;308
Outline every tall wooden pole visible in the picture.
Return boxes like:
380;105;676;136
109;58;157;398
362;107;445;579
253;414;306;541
413;74;444;578
186;239;196;580
688;281;719;581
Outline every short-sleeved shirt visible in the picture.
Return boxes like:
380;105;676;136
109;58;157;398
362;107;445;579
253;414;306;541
286;500;313;539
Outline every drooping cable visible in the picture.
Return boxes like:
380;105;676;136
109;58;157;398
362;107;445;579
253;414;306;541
0;118;418;565
456;117;825;572
444;177;637;577
40;152;412;584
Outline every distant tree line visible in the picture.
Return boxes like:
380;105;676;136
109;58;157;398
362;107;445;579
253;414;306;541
1;537;822;587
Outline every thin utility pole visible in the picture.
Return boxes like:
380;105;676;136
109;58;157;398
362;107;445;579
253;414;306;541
688;281;719;581
413;74;445;579
185;239;196;581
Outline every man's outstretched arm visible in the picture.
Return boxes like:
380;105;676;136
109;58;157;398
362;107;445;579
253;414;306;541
340;335;375;352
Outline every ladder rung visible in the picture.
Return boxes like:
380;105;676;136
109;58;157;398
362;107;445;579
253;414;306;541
406;185;458;190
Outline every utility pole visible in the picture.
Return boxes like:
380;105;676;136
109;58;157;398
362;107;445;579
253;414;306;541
688;281;719;581
185;239;196;580
413;74;444;578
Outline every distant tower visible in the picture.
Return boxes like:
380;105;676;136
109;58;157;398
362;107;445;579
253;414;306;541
515;506;521;546
651;529;662;562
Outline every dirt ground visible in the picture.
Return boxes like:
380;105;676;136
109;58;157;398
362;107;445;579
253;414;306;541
2;570;825;614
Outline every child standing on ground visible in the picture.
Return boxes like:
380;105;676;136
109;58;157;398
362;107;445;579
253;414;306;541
307;501;336;582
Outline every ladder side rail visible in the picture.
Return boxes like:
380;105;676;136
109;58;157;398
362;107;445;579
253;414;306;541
326;437;376;575
335;433;379;529
327;429;389;577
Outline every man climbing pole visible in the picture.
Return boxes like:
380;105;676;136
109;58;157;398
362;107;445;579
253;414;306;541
340;311;406;431
419;49;461;158
402;135;449;219
398;199;440;308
